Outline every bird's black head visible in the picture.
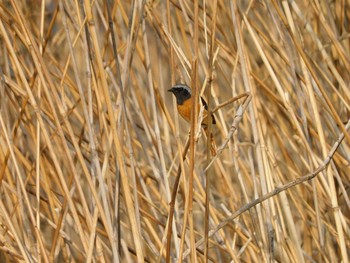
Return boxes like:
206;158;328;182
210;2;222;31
168;84;191;105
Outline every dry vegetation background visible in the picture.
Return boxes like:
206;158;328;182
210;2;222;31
0;0;349;262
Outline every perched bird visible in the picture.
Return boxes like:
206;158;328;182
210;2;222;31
168;84;217;155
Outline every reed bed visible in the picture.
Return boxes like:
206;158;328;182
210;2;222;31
0;0;349;262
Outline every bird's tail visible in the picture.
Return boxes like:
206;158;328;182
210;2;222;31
204;128;217;156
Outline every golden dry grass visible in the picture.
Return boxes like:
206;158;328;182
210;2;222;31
0;0;349;262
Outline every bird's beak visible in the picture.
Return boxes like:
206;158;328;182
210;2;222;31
168;88;174;93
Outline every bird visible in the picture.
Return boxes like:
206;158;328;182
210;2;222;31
168;84;217;155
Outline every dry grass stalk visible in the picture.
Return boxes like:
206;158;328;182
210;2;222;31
0;0;349;262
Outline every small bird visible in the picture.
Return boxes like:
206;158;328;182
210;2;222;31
168;84;217;155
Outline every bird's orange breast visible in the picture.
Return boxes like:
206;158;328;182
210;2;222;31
177;98;213;126
177;98;194;123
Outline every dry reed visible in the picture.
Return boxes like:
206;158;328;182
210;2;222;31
0;0;349;262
